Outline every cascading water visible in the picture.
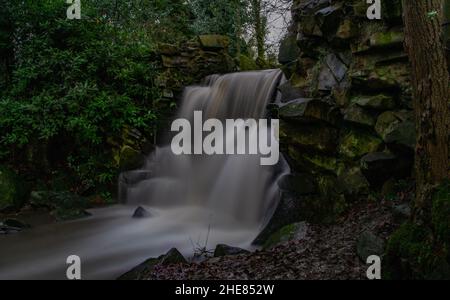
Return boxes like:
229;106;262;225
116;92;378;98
0;69;288;280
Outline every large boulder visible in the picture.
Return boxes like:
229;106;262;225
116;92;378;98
360;152;412;188
0;166;29;211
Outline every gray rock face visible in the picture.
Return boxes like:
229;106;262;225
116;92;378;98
357;230;385;262
213;244;250;257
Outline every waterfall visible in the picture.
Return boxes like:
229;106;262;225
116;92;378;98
0;70;288;280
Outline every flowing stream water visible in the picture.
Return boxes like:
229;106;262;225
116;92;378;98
0;69;288;280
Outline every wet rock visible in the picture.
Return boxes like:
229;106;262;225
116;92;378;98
357;230;385;262
350;62;410;91
278;35;300;64
132;206;152;219
375;111;415;150
343;104;377;127
287;147;338;174
3;218;29;229
317;65;339;91
360;152;398;188
279;98;341;126
0;223;21;235
263;222;309;249
325;53;348;82
278;81;306;103
213;244;250;257
338;166;370;197
118;248;186;280
280;121;338;154
352;94;396;111
339;129;383;159
160;248;187;265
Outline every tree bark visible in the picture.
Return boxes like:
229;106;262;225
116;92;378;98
251;0;265;60
402;0;450;222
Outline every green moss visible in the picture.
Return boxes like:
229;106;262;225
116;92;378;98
432;181;450;245
263;223;299;249
339;129;383;159
385;182;450;279
370;31;404;48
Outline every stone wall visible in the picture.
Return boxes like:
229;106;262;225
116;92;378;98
112;35;235;172
275;0;415;223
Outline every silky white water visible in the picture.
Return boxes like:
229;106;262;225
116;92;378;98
0;70;288;280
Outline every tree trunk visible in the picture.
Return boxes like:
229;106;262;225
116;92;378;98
251;0;265;60
402;0;450;222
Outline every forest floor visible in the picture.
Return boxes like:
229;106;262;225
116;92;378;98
141;197;408;280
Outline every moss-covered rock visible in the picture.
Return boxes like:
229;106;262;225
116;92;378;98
339;129;383;159
338;166;370;197
336;19;358;40
288;146;338;174
369;30;404;49
375;111;415;150
384;182;450;280
279;98;341;126
198;35;230;49
352;94;396;111
118;248;186;280
0;166;29;211
263;222;308;249
384;222;450;280
343;104;377;127
278;35;300;64
280;121;338;154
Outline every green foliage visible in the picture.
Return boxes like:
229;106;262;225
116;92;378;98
432;180;450;245
384;181;450;280
0;0;192;195
189;0;251;56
